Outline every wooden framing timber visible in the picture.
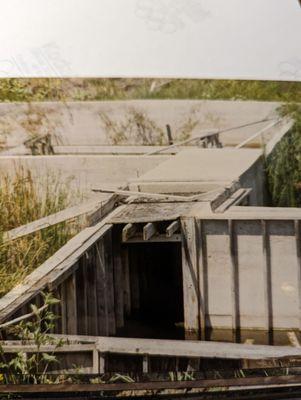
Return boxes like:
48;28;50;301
166;220;180;237
3;194;117;243
215;188;251;213
235;119;281;149
143;222;157;240
143;118;276;157
181;217;200;340
3;376;301;394
92;187;198;202
122;223;137;242
18;335;301;360
123;234;181;243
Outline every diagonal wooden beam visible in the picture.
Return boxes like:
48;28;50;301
3;195;115;243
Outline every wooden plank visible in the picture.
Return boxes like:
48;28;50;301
215;189;251;213
113;228;124;329
0;222;114;324
110;202;195;224
166;220;180;237
59;283;67;335
86;248;98;336
0;304;48;329
4;375;301;394
47;224;114;289
99;353;106;373
288;331;301;348
124;234;181;243
143;222;157;241
92;348;99;374
3;197;110;243
235;119;281;149
38;333;301;360
104;230;116;335
80;256;89;335
1;343;95;353
92;188;196;202
87;194;118;226
122;223;137;242
142;355;150;373
74;259;86;335
181;217;200;340
65;273;78;335
95;240;109;336
95;336;301;359
0;205;126;325
144;129;218;156
52;288;61;334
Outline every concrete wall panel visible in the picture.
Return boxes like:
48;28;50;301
202;220;232;327
196;218;301;334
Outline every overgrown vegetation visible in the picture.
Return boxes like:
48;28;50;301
0;78;300;103
0;292;64;384
266;104;301;207
0;169;80;296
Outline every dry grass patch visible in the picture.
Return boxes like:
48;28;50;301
0;168;81;297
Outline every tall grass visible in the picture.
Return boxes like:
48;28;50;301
0;169;80;297
266;104;301;207
1;78;300;103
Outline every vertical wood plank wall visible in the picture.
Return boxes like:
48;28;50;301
36;226;127;337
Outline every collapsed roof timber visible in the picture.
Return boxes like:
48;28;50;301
1;100;301;376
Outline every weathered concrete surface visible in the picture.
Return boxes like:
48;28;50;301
190;217;301;340
0;100;281;153
0;155;168;193
129;148;265;204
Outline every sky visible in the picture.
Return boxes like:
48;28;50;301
0;0;300;80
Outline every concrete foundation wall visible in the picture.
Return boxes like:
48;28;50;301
0;155;168;193
239;157;266;206
0;100;280;152
193;218;300;337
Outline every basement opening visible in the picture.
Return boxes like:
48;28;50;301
118;241;184;340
